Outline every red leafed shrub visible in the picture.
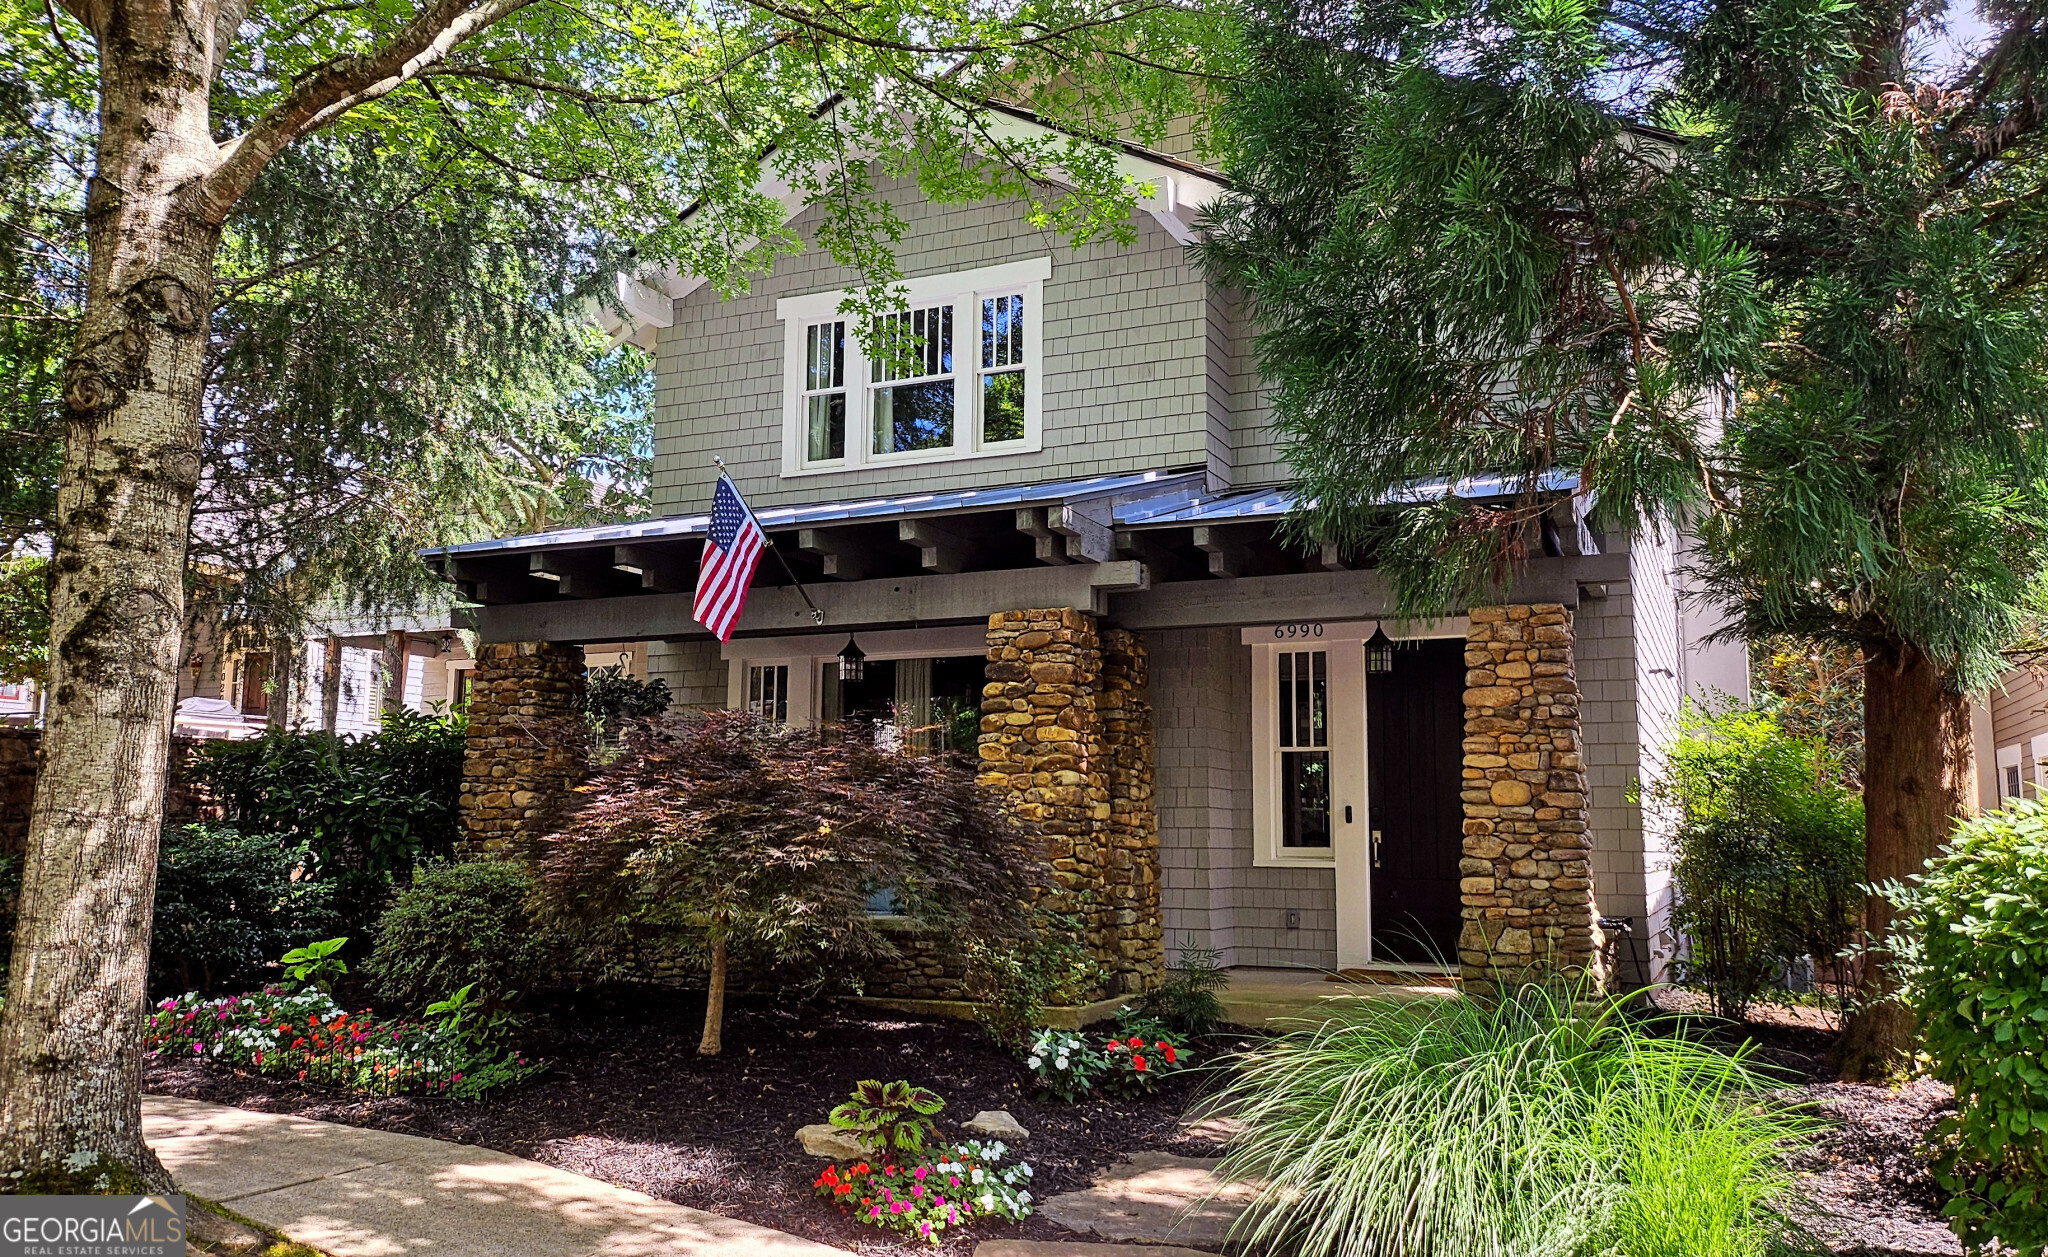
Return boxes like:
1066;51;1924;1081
528;710;1041;1053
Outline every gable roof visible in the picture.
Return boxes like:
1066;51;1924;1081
597;100;1229;349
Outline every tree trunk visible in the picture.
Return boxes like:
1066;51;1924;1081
1834;635;1976;1081
0;15;224;1185
382;630;408;720
698;936;728;1057
321;636;343;733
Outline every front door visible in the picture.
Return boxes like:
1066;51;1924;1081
1366;637;1466;965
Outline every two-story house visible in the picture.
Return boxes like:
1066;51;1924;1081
429;104;1743;998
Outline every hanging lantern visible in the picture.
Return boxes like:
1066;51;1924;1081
837;635;867;683
1366;625;1395;674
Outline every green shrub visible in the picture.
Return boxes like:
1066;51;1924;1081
1212;986;1812;1257
150;824;338;996
1137;938;1229;1037
1884;801;2048;1256
363;858;558;1012
577;664;671;738
1650;703;1864;1018
960;906;1108;1050
189;708;466;879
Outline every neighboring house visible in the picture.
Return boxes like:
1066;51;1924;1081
429;104;1745;994
1975;666;2048;810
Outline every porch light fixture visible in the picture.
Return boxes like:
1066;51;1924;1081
437;634;456;655
188;652;205;679
837;635;867;683
1365;625;1396;675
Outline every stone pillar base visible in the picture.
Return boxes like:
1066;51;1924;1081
458;640;585;854
1458;605;1603;994
980;609;1163;996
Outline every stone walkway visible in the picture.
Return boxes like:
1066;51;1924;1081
145;1095;847;1257
1034;1153;1255;1251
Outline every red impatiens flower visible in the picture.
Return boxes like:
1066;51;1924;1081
1133;1055;1148;1071
1127;1036;1143;1048
1163;1045;1177;1064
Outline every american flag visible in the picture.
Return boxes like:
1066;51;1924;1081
693;476;766;642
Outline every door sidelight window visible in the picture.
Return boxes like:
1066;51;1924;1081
1276;650;1331;848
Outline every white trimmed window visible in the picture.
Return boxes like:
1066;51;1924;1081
748;663;790;723
1998;743;2024;800
777;258;1048;475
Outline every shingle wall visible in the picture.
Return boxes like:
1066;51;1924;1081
1148;626;1337;969
1574;537;1681;985
646;639;728;710
652;169;1226;514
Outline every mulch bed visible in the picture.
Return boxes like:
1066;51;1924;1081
1644;990;1963;1257
147;984;1977;1257
145;989;1236;1256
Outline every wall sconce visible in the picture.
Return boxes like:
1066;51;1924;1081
1365;625;1395;675
188;652;205;680
837;636;867;683
438;634;456;655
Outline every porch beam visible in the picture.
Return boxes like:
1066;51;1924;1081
1191;525;1253;578
1047;502;1115;564
899;519;971;574
612;544;692;594
472;561;1153;644
1014;508;1071;566
797;528;871;581
1107;553;1630;629
1319;542;1352;571
529;551;611;598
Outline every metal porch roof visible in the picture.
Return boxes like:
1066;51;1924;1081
425;468;1206;559
1112;469;1582;528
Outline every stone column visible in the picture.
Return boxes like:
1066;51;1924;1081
458;640;585;854
1458;604;1602;993
980;609;1163;996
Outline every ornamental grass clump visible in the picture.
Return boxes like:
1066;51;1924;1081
1211;985;1812;1257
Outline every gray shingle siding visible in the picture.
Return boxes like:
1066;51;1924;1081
650;169;1246;515
1152;626;1338;970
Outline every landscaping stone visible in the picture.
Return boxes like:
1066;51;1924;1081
1037;1152;1257;1249
962;1110;1029;1141
1459;604;1601;993
795;1124;869;1161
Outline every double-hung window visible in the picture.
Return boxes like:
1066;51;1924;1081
748;663;790;723
778;258;1048;475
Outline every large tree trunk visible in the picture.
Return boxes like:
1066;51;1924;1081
1834;635;1976;1081
698;935;728;1057
0;16;223;1184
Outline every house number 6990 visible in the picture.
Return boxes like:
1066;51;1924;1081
1271;623;1324;639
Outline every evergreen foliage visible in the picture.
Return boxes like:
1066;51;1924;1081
363;859;559;1014
1195;0;2048;682
1884;802;2048;1256
187;709;467;882
149;824;339;996
1649;705;1865;1020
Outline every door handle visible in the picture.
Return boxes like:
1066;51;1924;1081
1372;829;1383;868
1344;804;1353;824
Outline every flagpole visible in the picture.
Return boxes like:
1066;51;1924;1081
715;457;824;626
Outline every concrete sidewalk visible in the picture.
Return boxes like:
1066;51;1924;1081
145;1095;849;1257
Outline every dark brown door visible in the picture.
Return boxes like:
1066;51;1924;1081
240;652;271;717
1366;637;1465;964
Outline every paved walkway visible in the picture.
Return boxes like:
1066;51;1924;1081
145;1095;848;1257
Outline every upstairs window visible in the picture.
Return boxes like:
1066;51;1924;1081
804;321;847;463
777;258;1047;476
871;306;955;455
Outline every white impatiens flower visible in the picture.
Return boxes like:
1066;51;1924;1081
979;1194;996;1212
1055;1056;1070;1070
1027;1055;1042;1069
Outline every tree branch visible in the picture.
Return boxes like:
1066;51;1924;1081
200;0;538;221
